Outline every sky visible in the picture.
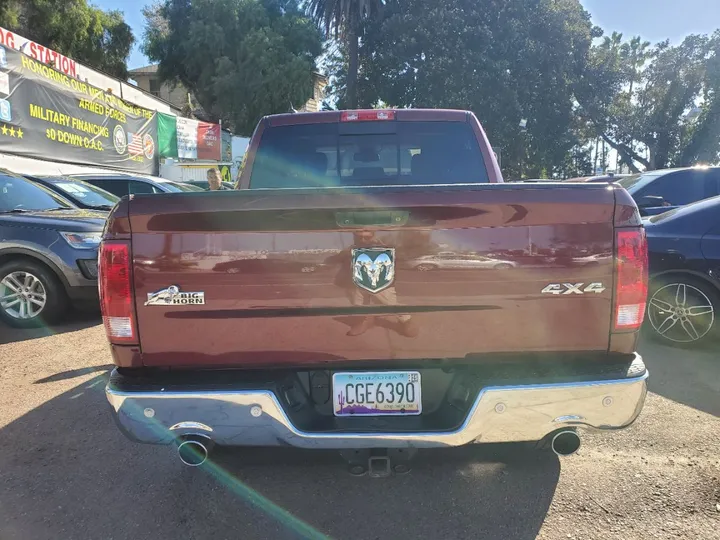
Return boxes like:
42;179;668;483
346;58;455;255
582;0;720;44
95;0;720;70
96;0;149;70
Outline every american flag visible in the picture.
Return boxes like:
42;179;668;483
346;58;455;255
126;132;143;155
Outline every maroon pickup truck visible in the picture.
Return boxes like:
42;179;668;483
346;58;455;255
101;109;648;470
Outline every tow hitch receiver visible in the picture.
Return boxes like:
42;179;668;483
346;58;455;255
339;448;417;477
368;455;391;478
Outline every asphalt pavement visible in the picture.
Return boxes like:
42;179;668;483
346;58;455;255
0;313;717;540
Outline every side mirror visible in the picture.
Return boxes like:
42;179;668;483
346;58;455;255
637;195;665;208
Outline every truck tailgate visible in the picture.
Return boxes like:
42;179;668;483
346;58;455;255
129;184;617;367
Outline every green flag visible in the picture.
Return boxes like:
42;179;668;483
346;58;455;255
158;112;178;158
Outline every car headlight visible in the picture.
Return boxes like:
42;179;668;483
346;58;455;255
59;231;102;250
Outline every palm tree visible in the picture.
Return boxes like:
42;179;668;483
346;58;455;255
621;36;651;97
306;0;382;109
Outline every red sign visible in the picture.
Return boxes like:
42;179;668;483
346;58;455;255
0;26;77;78
197;122;221;160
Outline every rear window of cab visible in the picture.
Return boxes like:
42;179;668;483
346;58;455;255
249;121;488;188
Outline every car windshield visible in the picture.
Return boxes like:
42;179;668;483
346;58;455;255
250;121;487;188
169;182;204;192
618;172;663;191
154;180;203;192
648;207;684;223
0;175;74;212
45;178;120;208
648;195;720;223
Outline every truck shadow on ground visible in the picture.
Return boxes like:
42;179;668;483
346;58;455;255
0;309;100;346
0;373;560;540
212;444;559;540
638;335;720;417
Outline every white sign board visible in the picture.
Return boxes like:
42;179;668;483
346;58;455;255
176;117;200;159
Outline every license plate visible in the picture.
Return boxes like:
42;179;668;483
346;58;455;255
332;371;422;416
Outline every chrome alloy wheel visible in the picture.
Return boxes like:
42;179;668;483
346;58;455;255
648;283;714;343
0;271;47;320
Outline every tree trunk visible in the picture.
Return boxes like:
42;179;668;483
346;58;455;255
648;146;657;171
346;28;359;109
597;132;647;173
592;138;599;173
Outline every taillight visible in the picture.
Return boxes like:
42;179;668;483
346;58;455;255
98;241;136;343
614;228;648;330
341;110;395;122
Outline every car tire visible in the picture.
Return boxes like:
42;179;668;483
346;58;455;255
494;263;513;270
0;259;68;328
646;275;719;347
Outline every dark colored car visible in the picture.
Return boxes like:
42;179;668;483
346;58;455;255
645;195;720;346
71;173;204;198
0;171;106;327
22;175;120;211
184;180;235;191
101;109;649;465
618;167;720;216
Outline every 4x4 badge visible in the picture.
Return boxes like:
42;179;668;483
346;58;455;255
145;285;205;306
541;282;606;295
352;248;395;293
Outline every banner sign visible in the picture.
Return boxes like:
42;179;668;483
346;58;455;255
0;26;79;80
157;112;221;161
0;45;157;174
177;117;199;159
197;121;221;160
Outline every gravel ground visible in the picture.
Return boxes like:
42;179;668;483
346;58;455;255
0;314;718;540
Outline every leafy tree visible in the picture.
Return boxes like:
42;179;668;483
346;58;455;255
680;31;720;166
319;40;349;108
143;0;323;135
0;0;134;79
579;31;720;171
305;0;382;109
623;36;652;96
349;0;595;179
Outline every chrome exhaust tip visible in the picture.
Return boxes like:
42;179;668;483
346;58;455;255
551;430;581;456
176;434;214;467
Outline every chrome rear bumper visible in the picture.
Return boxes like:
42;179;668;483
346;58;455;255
106;360;648;449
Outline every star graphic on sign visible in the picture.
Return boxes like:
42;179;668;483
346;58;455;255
8;127;15;137
0;124;7;136
16;128;23;139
